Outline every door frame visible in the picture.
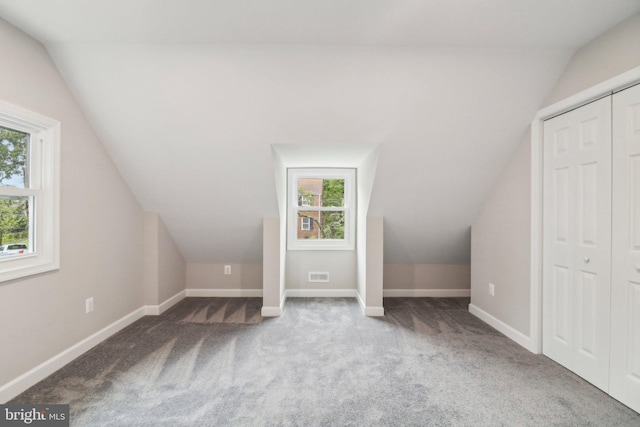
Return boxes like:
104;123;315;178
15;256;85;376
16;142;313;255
530;65;640;354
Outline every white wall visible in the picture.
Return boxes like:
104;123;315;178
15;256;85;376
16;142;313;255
270;144;383;307
384;264;471;293
0;19;145;386
144;212;186;305
186;263;262;290
470;12;640;341
286;251;356;290
471;136;531;335
143;212;159;304
356;147;381;307
46;43;571;266
545;13;640;106
365;217;384;314
157;214;186;302
261;217;282;314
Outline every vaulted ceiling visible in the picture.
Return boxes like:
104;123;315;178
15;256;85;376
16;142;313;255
1;1;639;264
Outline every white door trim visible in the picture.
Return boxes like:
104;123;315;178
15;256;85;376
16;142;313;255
530;65;640;354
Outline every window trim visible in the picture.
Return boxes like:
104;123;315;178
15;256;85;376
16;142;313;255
287;168;355;250
0;100;60;282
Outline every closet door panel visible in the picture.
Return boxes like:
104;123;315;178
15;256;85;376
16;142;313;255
544;116;576;368
611;84;640;414
572;99;612;391
543;96;611;391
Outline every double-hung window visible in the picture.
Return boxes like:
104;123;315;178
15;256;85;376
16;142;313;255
0;100;60;282
288;168;355;250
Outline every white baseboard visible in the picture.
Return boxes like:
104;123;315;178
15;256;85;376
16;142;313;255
143;289;186;315
186;288;263;297
0;307;146;403
468;303;533;352
383;289;471;297
260;305;282;316
355;291;385;317
285;289;357;298
364;306;385;316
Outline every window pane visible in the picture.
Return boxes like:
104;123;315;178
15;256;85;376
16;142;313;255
297;178;321;207
0;196;31;256
320;179;345;207
297;178;345;208
297;211;318;239
319;211;345;239
296;210;345;240
0;125;29;188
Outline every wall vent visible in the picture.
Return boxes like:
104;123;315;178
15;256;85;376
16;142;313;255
308;272;330;283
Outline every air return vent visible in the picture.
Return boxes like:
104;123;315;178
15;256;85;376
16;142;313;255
308;272;330;283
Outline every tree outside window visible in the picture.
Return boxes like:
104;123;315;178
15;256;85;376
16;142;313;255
0;126;30;249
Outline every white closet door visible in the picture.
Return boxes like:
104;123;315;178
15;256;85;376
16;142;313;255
543;96;612;391
611;84;640;413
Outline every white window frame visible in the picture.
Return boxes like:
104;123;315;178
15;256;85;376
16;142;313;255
288;168;355;250
0;100;60;282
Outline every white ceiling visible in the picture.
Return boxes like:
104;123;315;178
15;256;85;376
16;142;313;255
0;1;639;264
0;0;639;48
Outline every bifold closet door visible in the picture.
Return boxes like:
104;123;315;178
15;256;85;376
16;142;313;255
543;96;612;392
610;83;640;413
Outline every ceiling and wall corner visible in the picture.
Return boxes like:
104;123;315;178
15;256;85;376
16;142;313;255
544;12;640;106
0;1;638;267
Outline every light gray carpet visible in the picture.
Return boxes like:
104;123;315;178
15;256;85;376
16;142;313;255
11;297;640;426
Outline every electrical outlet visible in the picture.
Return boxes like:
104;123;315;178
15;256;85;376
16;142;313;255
489;283;495;296
86;297;94;314
224;265;231;275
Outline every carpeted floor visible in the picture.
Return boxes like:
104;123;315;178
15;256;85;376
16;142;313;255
11;297;640;426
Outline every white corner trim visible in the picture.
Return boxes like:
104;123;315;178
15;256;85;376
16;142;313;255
529;65;640;356
356;291;366;314
355;291;385;317
186;289;263;297
383;289;470;298
469;304;533;352
285;289;358;298
143;289;187;315
0;307;146;404
261;292;286;317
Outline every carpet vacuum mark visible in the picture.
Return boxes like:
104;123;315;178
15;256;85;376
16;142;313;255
11;297;640;426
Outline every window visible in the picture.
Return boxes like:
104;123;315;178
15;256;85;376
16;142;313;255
288;168;355;250
300;216;312;231
0;100;60;282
